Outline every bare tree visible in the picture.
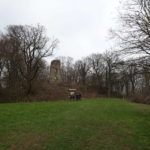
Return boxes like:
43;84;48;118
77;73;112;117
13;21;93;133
6;25;58;95
112;0;150;57
75;57;91;85
88;53;105;93
139;0;150;8
57;56;75;83
103;51;120;96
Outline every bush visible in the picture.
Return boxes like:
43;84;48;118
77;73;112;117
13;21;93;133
129;94;150;105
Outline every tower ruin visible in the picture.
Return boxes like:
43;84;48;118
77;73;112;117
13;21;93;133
50;60;61;83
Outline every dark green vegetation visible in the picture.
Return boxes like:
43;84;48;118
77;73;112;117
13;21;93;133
0;99;150;150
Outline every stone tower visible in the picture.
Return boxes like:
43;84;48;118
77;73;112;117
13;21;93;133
50;60;61;83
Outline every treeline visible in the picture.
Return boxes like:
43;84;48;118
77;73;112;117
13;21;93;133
0;24;58;102
58;52;150;104
0;0;150;104
59;0;150;104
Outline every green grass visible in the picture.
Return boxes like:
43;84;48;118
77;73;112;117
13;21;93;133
0;98;150;150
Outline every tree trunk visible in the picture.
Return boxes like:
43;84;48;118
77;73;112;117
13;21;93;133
26;80;32;96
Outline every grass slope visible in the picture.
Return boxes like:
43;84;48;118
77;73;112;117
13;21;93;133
0;98;150;150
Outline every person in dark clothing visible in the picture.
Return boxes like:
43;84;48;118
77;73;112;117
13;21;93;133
75;94;79;100
75;93;81;100
78;93;81;100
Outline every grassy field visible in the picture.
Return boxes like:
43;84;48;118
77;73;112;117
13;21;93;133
0;98;150;150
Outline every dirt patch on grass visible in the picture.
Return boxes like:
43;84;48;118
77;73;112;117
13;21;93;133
8;134;47;150
135;105;150;115
8;125;73;150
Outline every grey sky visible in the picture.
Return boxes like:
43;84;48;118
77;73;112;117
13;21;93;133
0;0;120;61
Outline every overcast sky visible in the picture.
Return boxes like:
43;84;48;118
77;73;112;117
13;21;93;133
0;0;120;61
